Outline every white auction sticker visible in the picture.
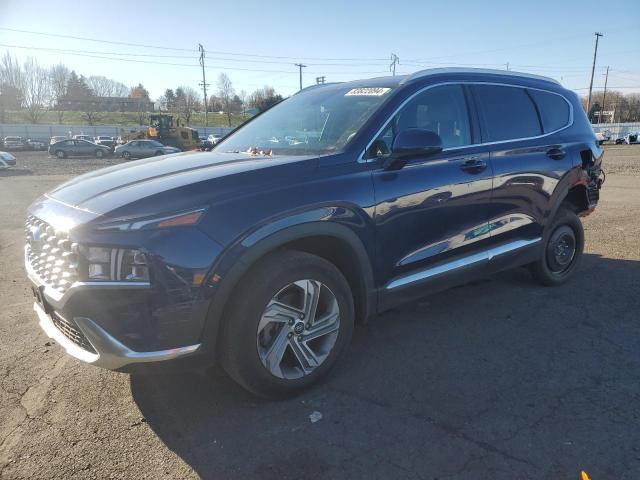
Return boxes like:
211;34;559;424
345;87;391;96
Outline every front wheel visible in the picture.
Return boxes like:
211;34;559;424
95;149;104;158
122;151;131;160
220;250;354;398
529;207;584;286
55;150;66;159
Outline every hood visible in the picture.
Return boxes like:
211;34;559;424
44;150;317;217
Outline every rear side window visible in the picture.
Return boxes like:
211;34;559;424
473;85;541;142
527;89;570;133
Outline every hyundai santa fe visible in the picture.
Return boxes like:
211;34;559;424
25;68;604;397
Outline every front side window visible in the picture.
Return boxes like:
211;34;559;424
473;85;541;141
365;84;472;159
219;84;394;156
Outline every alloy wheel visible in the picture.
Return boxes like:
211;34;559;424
256;279;340;380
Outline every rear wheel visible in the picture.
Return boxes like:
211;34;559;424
220;250;354;398
55;150;66;159
530;207;584;286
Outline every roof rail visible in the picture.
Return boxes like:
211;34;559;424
402;67;561;86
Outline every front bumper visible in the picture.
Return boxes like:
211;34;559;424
27;257;201;371
33;302;200;370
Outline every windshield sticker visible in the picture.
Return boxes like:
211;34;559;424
345;87;391;96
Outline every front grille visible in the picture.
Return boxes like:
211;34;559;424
51;312;96;353
25;215;79;293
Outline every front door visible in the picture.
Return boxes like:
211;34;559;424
367;84;495;309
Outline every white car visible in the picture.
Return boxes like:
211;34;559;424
0;151;17;169
207;134;222;144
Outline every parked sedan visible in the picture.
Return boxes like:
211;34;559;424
48;139;113;159
3;136;26;150
0;151;17;168
115;140;180;159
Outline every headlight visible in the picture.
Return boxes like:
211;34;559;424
94;208;206;232
80;246;149;282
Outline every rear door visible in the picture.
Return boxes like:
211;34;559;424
369;84;495;309
471;83;574;269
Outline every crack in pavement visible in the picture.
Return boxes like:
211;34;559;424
329;385;538;469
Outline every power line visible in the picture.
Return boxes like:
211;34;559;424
0;27;196;52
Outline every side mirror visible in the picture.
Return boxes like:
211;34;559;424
384;129;443;170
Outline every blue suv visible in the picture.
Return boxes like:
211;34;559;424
25;68;604;397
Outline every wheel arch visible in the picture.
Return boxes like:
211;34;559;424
201;220;377;360
546;167;590;228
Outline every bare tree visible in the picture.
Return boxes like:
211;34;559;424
217;73;235;126
49;63;69;123
175;86;201;125
87;76;129;98
22;57;50;123
0;52;23;90
0;53;24;122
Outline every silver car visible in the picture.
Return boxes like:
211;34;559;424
115;140;180;160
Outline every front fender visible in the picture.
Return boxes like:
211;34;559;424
196;205;377;360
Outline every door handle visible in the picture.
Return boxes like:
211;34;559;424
546;148;566;160
459;157;487;174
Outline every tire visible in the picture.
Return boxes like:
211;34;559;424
56;150;66;159
220;250;354;398
154;150;163;156
95;149;104;159
529;207;584;286
122;151;131;160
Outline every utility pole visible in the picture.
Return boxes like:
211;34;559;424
295;63;307;90
505;62;510;71
390;53;400;76
198;44;210;128
586;32;603;121
599;65;609;124
315;76;326;85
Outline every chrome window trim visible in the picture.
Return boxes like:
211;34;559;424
385;237;541;290
358;81;574;163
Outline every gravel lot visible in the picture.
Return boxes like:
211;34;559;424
1;146;639;479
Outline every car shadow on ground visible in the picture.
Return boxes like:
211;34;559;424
130;254;640;479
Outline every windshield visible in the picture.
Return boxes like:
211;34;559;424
218;85;393;156
147;140;164;147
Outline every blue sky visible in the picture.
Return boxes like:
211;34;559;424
1;0;638;100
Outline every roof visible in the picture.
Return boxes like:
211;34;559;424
402;67;561;86
297;68;560;95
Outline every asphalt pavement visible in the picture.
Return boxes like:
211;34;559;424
1;146;639;479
